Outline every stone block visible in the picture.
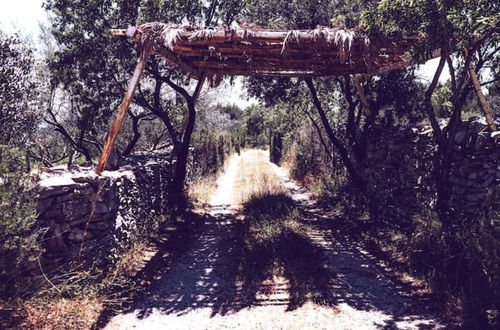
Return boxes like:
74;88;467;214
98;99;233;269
37;197;54;214
38;182;87;199
62;199;91;221
67;228;93;242
94;202;110;214
45;226;68;253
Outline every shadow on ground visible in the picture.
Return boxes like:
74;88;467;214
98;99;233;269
95;193;439;329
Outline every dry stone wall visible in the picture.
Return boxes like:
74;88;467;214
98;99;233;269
30;154;173;279
364;117;500;227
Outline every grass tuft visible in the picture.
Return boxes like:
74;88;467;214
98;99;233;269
19;295;102;330
232;149;286;204
188;174;218;207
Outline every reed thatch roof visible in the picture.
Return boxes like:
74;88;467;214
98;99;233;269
112;22;434;85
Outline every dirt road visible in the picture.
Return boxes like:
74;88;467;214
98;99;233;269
105;150;442;330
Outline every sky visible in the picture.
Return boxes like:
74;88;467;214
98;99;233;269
0;0;48;39
0;1;450;108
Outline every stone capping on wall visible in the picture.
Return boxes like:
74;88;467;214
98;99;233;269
29;153;174;283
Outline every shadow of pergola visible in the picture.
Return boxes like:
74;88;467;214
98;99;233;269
95;196;439;329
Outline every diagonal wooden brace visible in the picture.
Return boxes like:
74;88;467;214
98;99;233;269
95;46;150;174
466;62;496;131
463;47;496;132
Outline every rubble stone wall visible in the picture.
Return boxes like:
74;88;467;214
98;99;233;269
29;154;173;279
364;118;500;225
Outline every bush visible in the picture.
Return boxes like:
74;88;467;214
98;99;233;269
190;130;244;179
0;147;43;299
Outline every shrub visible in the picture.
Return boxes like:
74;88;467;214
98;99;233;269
0;147;43;299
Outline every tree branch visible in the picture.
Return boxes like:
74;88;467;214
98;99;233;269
300;105;332;157
424;52;447;143
135;81;181;149
305;78;365;188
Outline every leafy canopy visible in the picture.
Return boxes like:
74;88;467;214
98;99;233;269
361;0;500;51
0;33;41;147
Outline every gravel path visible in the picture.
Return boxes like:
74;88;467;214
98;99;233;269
105;151;442;330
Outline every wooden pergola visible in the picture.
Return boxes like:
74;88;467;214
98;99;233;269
95;22;439;174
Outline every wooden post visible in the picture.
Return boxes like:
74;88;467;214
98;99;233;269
467;63;497;131
463;47;496;131
95;46;150;175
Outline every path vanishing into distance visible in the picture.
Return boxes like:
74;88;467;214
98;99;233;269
105;149;443;330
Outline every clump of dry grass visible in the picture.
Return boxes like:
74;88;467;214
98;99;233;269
19;295;102;330
188;175;218;207
105;241;151;286
7;239;153;330
232;149;286;204
229;151;333;307
188;153;236;207
245;199;308;247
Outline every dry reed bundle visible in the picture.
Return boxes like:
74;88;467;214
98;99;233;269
122;22;426;78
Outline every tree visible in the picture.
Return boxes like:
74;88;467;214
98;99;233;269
0;32;41;149
362;1;500;327
362;0;499;225
247;70;424;201
243;104;267;146
44;0;245;211
244;0;418;195
0;32;43;298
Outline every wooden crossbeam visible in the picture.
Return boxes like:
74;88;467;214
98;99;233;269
110;24;426;79
96;24;445;175
95;45;151;174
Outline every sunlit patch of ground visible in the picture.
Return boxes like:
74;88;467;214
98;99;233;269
232;149;287;204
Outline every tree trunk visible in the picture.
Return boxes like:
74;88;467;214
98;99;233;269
67;147;75;169
80;145;93;163
305;78;366;190
167;76;206;213
169;140;191;211
122;114;141;156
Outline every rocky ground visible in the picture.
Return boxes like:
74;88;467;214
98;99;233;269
104;150;443;330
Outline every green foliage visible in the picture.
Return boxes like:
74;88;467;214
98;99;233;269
289;137;324;182
432;83;453;117
189;103;245;179
243;104;267;147
246;0;378;29
43;0;149;160
245;78;302;107
487;81;500;116
42;0;246;162
190;130;244;178
0;32;44;299
361;0;500;54
329;0;378;28
0;148;42;298
409;218;500;328
0;33;41;147
371;69;427;124
219;103;243;121
246;0;334;29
